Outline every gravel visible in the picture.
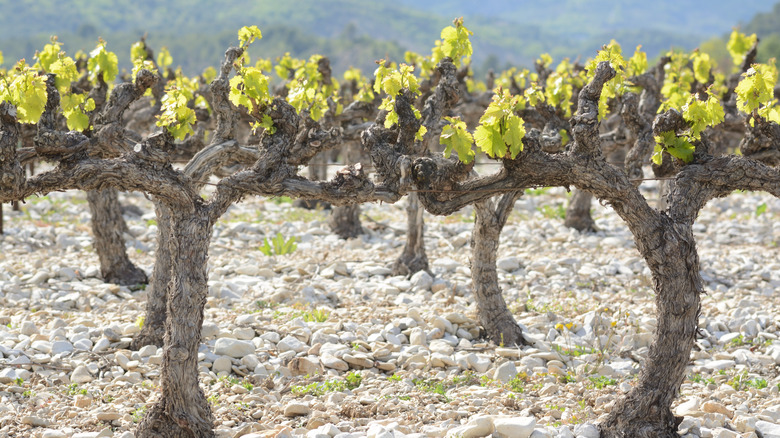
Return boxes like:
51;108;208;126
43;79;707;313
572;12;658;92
0;184;779;438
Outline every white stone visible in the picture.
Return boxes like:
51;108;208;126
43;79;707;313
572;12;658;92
214;338;255;358
277;335;308;353
212;356;233;374
497;256;521;272
21;320;39;336
284;402;310;416
71;365;93;384
321;354;349;371
51;340;74;355
466;353;491;373
756;420;780;438
495;361;519;383
494;416;536;438
410;271;433;290
573;423;599;438
201;322;220;339
675;397;701;417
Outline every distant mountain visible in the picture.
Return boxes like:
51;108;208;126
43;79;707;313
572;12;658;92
0;0;774;79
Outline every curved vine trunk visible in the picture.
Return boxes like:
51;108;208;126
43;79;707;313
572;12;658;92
599;219;701;437
136;207;214;438
328;204;363;239
131;202;173;349
564;189;596;232
87;188;148;285
328;142;364;239
392;192;429;276
471;192;524;346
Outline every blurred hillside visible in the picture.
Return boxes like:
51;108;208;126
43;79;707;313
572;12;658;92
0;0;774;79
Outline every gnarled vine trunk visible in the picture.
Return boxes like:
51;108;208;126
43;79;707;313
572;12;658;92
599;215;701;437
563;189;596;232
328;204;363;239
392;192;429;276
471;192;524;345
87;188;148;285
136;206;214;438
131;201;173;349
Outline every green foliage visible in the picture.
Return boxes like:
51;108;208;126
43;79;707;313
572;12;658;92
156;85;196;140
734;61;780;125
537;204;566;220
49;55;79;93
683;91;725;139
756;202;768;217
0;62;48;124
727;30;758;67
506;372;528;393
474;88;525;159
585;40;628;120
135;315;145;329
587;375;617;389
131;405;147;423
412;378;450;401
434;17;473;68
130;41;148;64
238;25;263;48
156;46;173;75
375;62;422;134
343;67;375;103
286;54;339;121
302;308;329;323
291;372;362;396
60;92;95;131
87;41;118;83
653;92;724;165
229;63;275;134
626;45;648;77
260;232;298;256
660;51;695;112
66;383;88;396
691;51;713;84
543;58;582;117
388;373;402;382
726;369;768;391
440;116;474;163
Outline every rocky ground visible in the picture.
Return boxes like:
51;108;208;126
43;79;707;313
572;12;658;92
0;181;779;438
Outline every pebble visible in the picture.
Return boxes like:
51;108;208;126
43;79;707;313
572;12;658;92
214;338;256;358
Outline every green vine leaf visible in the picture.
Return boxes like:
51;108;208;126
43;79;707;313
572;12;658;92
238;25;263;48
87;42;118;83
440;116;474;163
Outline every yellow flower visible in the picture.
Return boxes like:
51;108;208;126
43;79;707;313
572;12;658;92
555;323;564;330
565;322;573;330
610;321;617;327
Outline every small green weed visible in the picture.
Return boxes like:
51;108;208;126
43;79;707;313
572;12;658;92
587;376;617;389
131;405;147;423
388;374;402;382
260;232;298;256
66;383;88;396
291;371;362;396
412;378;450;402
537;204;566;220
135;315;145;330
